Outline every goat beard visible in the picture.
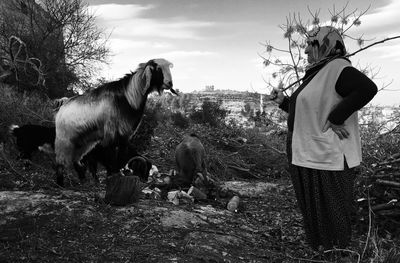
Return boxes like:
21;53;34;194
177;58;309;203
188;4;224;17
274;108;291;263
157;85;178;95
169;87;178;95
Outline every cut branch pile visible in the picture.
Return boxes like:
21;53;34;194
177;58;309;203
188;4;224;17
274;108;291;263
359;152;400;231
147;123;288;181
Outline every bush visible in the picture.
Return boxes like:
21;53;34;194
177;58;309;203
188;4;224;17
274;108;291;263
189;99;229;127
171;112;189;129
129;102;162;153
0;84;54;142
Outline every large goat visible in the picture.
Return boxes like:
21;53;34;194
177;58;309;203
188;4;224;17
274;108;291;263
174;134;207;188
55;58;175;186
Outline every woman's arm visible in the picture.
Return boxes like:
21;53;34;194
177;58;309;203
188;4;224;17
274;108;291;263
328;67;378;125
278;97;290;113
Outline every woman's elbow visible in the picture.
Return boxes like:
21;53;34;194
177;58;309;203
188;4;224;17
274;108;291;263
368;82;378;101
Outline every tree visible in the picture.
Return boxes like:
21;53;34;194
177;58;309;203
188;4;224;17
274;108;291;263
259;4;388;95
0;0;110;98
258;4;399;131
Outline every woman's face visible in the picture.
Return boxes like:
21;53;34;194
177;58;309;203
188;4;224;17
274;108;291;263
305;39;318;64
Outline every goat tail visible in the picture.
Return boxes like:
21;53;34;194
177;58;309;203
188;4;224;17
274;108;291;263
9;124;19;135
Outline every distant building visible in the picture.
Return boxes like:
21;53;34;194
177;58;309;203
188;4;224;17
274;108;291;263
204;85;215;92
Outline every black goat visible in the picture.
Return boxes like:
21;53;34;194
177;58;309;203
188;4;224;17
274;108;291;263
79;143;151;183
9;124;55;159
122;155;152;183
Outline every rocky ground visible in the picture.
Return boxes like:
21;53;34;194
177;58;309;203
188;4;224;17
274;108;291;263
1;174;391;263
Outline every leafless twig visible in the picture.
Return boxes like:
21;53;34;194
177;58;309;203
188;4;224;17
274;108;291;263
347;36;400;57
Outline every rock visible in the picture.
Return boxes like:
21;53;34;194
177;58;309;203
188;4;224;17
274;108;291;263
160;210;207;228
220;181;278;197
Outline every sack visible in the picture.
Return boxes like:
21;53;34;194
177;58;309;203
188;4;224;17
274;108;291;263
104;174;142;206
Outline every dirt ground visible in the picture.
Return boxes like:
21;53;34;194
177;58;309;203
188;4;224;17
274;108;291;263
0;151;398;263
0;177;304;263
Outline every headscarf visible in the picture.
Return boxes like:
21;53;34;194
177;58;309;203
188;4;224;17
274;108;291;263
306;26;346;71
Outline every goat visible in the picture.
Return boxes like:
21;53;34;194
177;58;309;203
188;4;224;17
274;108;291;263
80;143;152;183
174;134;207;188
122;155;152;183
55;58;175;186
9;124;55;160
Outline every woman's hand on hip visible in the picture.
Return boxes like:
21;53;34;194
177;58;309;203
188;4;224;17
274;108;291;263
268;88;285;105
323;120;350;140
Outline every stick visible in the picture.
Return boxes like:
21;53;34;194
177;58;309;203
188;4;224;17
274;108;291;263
361;190;372;261
378;158;400;166
370;173;400;179
227;165;263;179
375;179;400;188
371;202;400;212
324;248;361;263
347;35;400;57
373;167;400;174
228;165;250;172
261;143;286;155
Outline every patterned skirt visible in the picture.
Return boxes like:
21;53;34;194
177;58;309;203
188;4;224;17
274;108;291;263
287;132;356;249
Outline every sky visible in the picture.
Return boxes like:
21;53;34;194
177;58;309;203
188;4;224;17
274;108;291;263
85;0;400;106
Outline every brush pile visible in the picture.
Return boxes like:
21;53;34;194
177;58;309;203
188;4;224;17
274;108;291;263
146;123;288;182
357;124;400;235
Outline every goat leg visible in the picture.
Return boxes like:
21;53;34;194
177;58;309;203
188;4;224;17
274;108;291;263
88;161;99;183
55;164;65;187
73;161;87;184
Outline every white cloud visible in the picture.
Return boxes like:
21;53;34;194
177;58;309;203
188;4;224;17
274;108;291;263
157;50;218;60
152;42;172;49
107;18;213;40
90;4;214;40
89;4;154;21
368;43;400;61
110;38;173;51
347;0;400;36
365;0;400;24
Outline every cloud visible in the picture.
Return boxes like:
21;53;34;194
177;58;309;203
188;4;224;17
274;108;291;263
348;0;400;36
156;50;218;60
368;43;400;61
89;4;154;21
110;18;213;39
110;38;173;50
90;4;215;40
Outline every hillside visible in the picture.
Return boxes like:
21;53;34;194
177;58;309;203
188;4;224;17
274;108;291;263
183;90;278;127
183;90;398;130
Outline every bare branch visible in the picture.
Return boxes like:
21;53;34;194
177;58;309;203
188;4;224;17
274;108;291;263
342;5;370;34
347;36;400;57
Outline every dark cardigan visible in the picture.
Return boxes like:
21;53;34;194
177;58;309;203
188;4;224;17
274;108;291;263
279;59;377;131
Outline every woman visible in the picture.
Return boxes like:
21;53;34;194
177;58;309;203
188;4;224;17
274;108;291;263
270;26;377;250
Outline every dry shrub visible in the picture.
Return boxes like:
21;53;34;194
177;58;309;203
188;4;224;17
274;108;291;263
0;83;55;142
